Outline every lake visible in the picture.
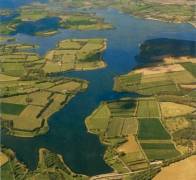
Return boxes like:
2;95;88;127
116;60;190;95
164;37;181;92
1;1;196;176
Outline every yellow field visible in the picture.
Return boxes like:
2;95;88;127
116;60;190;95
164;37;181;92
40;101;62;119
29;91;51;106
160;102;195;118
0;74;20;81
163;56;196;64
1;95;27;104
14;105;43;130
135;64;185;75
51;93;67;103
117;135;141;154
164;117;191;133
154;156;196;180
49;81;81;92
0;152;8;167
180;84;196;89
58;40;83;49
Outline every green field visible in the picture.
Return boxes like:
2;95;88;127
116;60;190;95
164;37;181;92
141;143;180;160
138;118;171;140
1;102;26;115
85;103;110;133
181;62;196;77
106;118;124;137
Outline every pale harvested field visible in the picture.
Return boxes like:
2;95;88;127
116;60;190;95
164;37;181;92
160;102;195;118
41;101;61;119
49;81;81;92
1;95;27;104
135;64;185;75
45;50;54;61
163;56;196;64
51;93;67;103
14;105;42;129
43;62;61;73
164;117;191;133
180;84;196;89
117;135;140;154
0;74;20;81
154;156;196;180
145;0;196;5
141;73;168;83
29;91;51;106
58;40;82;49
0;152;8;167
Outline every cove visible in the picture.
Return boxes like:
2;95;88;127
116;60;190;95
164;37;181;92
1;7;196;176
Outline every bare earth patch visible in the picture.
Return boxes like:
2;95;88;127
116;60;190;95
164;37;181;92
154;156;196;180
135;64;185;75
160;102;195;118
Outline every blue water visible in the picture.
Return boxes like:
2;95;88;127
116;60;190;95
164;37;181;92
1;4;196;176
16;17;60;35
0;0;48;8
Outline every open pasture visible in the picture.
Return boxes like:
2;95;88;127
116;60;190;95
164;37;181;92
49;81;82;93
138;118;171;140
58;39;84;50
85;103;111;132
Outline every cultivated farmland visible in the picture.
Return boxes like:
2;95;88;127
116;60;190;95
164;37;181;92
43;39;107;73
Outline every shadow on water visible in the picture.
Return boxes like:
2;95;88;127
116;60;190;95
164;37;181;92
1;5;196;176
136;38;196;64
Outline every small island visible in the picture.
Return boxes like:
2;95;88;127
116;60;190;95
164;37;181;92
43;38;107;73
52;0;196;28
0;2;113;36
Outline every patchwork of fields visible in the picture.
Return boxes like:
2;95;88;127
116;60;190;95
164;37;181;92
43;39;107;73
86;93;196;174
0;38;108;137
114;62;196;95
1;78;88;137
0;40;98;137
